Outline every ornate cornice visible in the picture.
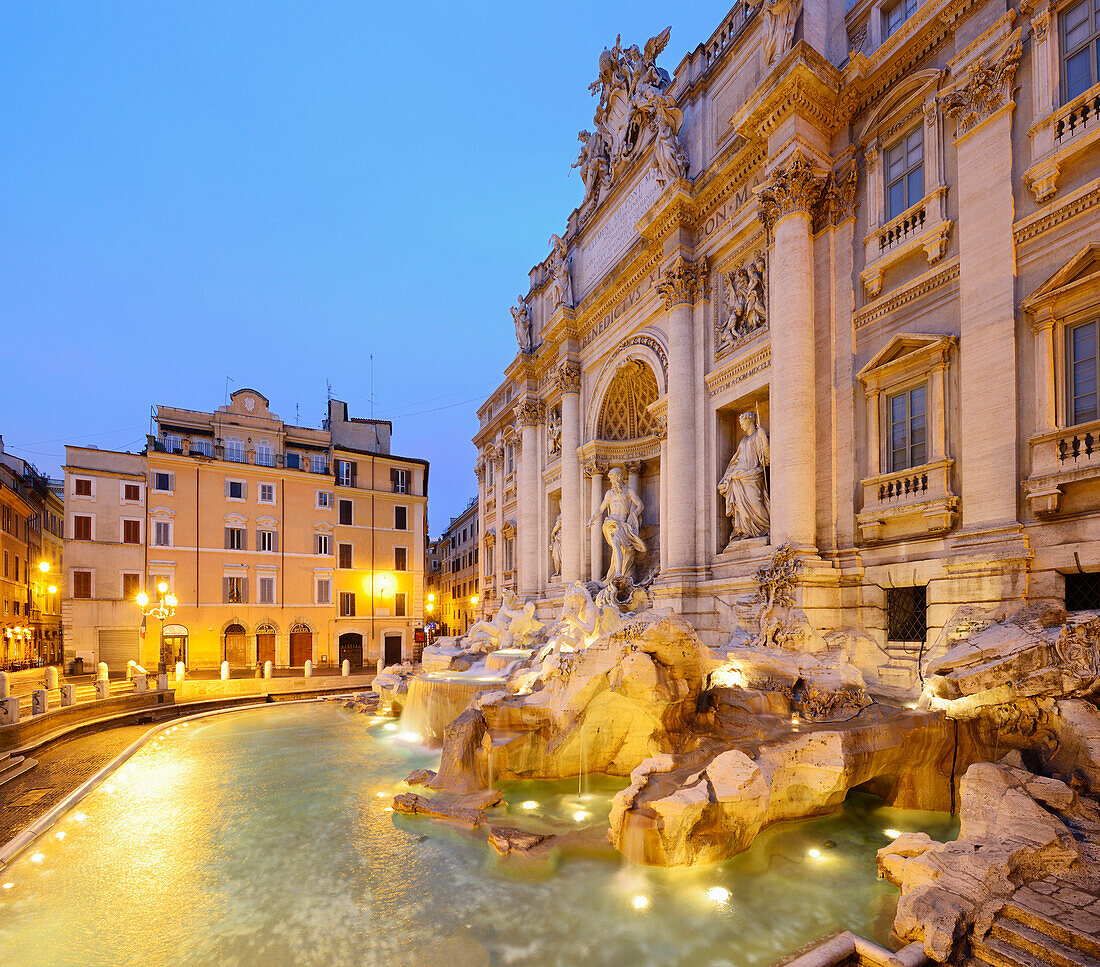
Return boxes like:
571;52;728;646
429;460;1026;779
655;255;707;309
650;415;668;441
942;38;1021;137
853;258;960;330
554;362;582;394
757;152;827;230
1013;179;1100;246
514;398;543;428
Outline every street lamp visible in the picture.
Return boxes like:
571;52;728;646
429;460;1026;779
137;581;179;672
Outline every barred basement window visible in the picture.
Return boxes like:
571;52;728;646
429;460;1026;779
886;586;927;642
1065;572;1100;611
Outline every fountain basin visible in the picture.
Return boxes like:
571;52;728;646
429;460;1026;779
400;670;507;745
485;648;533;672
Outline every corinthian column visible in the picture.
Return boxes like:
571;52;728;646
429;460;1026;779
556;363;583;582
655;256;705;574
759;152;825;549
515;398;542;597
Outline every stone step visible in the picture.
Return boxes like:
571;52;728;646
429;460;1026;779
1003;900;1100;962
0;754;37;788
971;934;1062;967
992;918;1100;967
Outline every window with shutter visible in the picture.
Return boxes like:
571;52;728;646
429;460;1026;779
122;519;141;544
154;521;170;546
75;478;92;497
395;592;407;617
339;591;356;616
73;516;92;541
339;499;353;525
259;576;276;604
394;506;408;530
122;573;140;600
73;570;92;598
394;547;408;571
338;544;352;569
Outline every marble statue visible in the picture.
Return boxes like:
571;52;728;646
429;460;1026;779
549;514;563;576
467;589;525;651
651;105;688;187
588;466;646;583
718;256;767;353
500;602;546;650
572;130;610;204
548;234;573;309
546;406;562;456
719;411;770;542
511;297;532;353
751;0;801;65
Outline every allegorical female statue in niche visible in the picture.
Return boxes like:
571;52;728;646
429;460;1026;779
587;467;646;582
718;410;770;544
549;514;563;576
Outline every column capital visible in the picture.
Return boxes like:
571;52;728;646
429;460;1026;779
942;37;1022;139
474;459;486;482
655;255;708;309
582;461;607;478
825;164;859;226
623;461;642;475
514;398;543;428
554;362;582;394
758;151;827;231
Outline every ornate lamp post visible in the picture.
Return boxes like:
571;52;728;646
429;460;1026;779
137;581;178;672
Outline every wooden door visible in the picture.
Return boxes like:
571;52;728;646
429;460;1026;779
224;629;248;666
256;632;276;665
383;634;402;667
338;633;363;669
290;631;313;666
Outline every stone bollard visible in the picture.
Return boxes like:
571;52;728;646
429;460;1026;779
220;661;230;681
97;662;109;682
263;661;273;679
133;674;148;693
157;673;168;691
0;696;19;725
342;659;350;677
175;661;186;683
0;671;8;699
376;658;384;675
95;679;110;701
32;689;48;716
60;683;75;707
45;666;59;690
304;660;313;678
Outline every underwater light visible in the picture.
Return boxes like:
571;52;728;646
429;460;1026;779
1;883;12;890
632;895;649;910
573;810;588;822
30;853;44;864
55;831;65;841
102;784;114;793
383;723;398;732
884;828;902;838
73;813;86;822
706;886;730;904
521;801;539;811
807;848;822;860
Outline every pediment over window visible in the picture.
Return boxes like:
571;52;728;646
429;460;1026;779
482;528;496;546
501;520;517;539
857;333;956;386
1023;245;1100;321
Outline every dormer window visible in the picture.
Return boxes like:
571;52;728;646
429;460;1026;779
1063;0;1100;101
885;128;923;221
883;0;918;39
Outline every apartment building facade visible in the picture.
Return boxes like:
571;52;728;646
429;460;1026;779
439;497;479;637
64;390;429;672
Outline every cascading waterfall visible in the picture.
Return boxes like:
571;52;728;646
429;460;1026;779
400;671;505;747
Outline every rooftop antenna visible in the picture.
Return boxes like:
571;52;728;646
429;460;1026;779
225;376;236;405
370;354;374;419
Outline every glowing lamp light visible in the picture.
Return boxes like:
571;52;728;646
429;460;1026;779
572;810;588;822
632;895;649;911
427;593;435;604
165;594;178;608
807;848;823;860
426;602;434;613
884;828;902;839
706;886;730;904
470;594;480;607
47;585;57;595
136;592;149;607
38;561;50;574
157;580;168;595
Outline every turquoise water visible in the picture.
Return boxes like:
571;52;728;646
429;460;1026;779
0;703;958;967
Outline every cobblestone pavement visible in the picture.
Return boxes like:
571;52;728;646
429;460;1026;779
0;723;152;848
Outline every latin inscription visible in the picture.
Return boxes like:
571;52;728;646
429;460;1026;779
581;169;662;289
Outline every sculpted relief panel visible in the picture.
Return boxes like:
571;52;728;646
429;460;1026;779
717;254;768;358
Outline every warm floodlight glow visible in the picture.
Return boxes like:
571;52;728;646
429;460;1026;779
706;886;730;904
384;806;393;812
884;828;902;839
632;895;649;910
470;594;479;607
807;848;822;860
521;801;539;811
30;853;44;864
136;592;149;607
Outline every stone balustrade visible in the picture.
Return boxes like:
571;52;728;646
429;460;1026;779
1054;87;1100;146
857;458;958;543
878;203;926;253
703;1;755;69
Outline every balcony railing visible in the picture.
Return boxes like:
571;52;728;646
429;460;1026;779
1056;426;1100;465
703;1;756;69
877;469;929;502
1055;89;1100;146
878;205;926;253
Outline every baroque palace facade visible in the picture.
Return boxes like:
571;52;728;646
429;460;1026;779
474;0;1100;693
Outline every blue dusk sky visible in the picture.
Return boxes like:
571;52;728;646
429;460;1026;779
0;1;725;531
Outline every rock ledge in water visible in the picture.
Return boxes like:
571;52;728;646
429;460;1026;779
391;792;484;828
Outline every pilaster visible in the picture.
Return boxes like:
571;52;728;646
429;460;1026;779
555;361;583;583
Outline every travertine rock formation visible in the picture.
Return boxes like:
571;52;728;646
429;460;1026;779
878;760;1098;963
